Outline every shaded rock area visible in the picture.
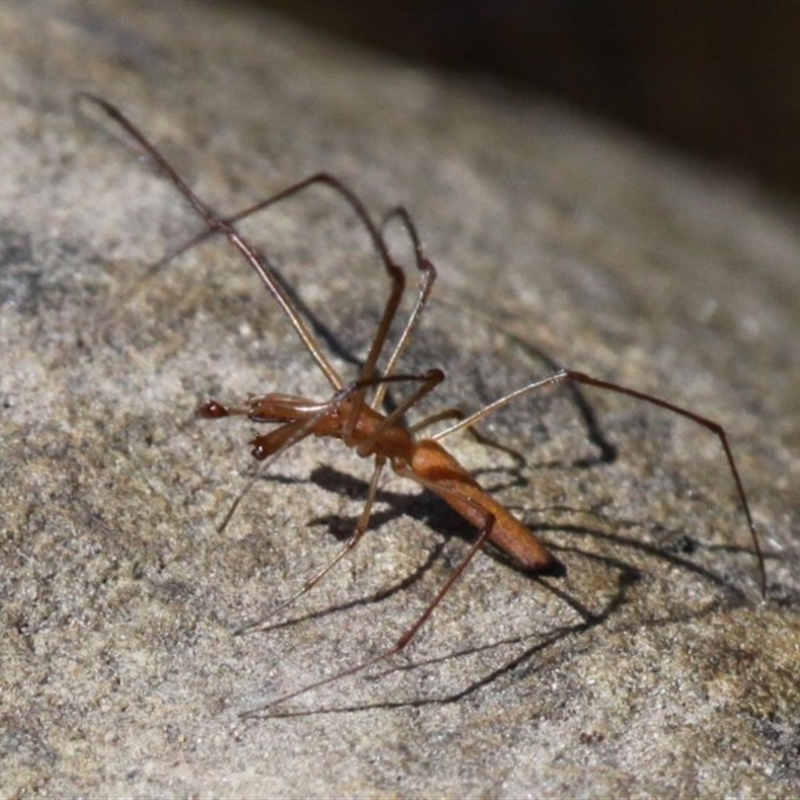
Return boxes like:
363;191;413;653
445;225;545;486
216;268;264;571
1;1;798;797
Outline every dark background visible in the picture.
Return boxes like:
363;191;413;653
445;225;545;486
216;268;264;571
264;0;800;201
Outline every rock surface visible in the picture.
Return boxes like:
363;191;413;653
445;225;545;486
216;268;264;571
1;1;798;797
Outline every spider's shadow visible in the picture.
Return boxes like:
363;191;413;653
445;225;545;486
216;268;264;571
303;462;753;598
238;458;755;719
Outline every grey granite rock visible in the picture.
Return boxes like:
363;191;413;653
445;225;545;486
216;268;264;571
1;1;798;797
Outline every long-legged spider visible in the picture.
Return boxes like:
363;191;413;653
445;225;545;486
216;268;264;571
79;94;764;715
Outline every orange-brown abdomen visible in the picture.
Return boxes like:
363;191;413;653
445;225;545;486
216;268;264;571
409;440;554;571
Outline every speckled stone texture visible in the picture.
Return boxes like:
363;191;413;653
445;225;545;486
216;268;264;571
1;2;798;797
